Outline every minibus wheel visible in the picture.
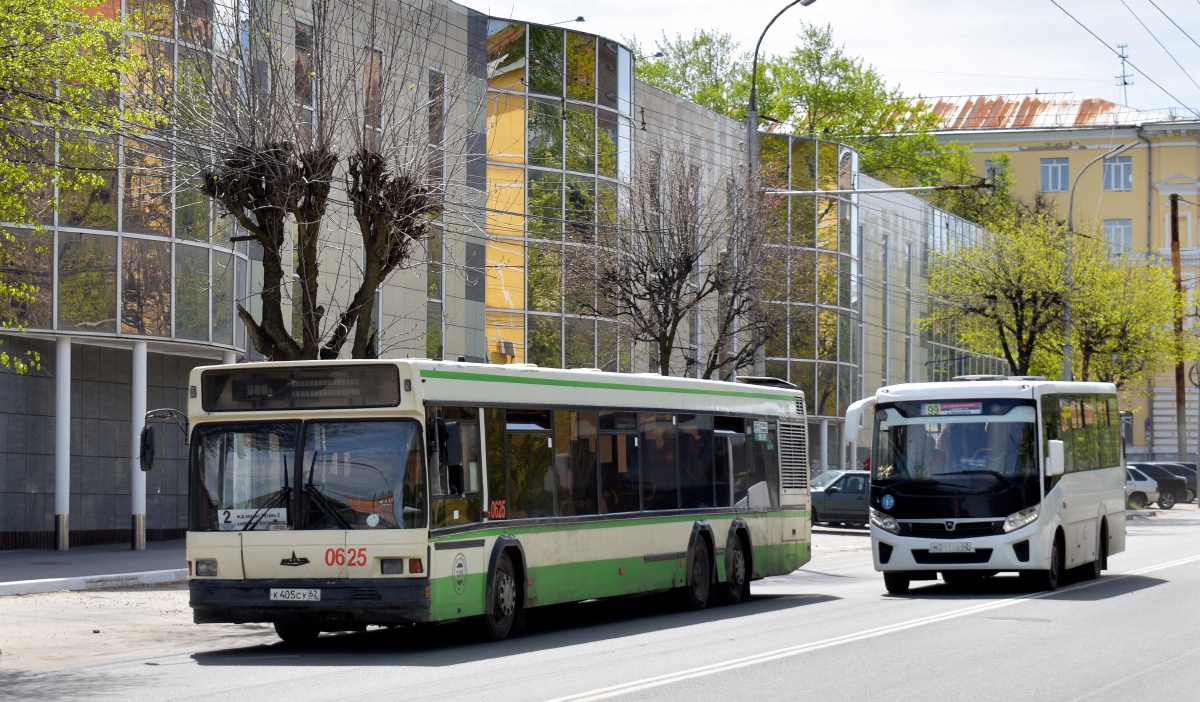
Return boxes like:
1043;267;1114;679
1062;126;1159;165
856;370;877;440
883;573;910;594
274;622;320;644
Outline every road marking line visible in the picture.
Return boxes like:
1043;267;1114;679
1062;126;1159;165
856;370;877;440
546;554;1200;702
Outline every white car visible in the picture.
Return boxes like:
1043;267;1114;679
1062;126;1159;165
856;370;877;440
1126;467;1160;509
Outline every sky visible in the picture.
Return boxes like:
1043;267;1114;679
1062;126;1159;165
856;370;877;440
476;0;1200;115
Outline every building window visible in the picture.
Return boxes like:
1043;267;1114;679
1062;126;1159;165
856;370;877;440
1103;156;1133;191
1103;219;1133;254
983;159;995;179
427;229;444;359
1040;158;1069;192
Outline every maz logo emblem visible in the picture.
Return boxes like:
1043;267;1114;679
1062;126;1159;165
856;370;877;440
944;521;956;531
280;551;310;567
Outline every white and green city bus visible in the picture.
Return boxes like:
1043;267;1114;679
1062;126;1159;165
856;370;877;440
846;376;1126;594
141;360;811;642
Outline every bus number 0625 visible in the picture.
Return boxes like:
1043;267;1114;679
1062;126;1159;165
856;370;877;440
324;547;367;567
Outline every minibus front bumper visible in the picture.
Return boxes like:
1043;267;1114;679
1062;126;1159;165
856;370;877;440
190;578;432;625
871;522;1046;573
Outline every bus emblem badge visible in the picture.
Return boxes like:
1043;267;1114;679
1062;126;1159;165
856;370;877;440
452;554;468;595
944;521;955;531
281;551;310;567
880;495;894;510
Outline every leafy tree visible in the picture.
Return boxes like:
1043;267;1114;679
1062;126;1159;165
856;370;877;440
633;25;968;186
925;213;1068;376
0;0;145;370
628;31;748;118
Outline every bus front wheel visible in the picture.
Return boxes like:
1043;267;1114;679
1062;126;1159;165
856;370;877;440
484;551;524;641
1024;533;1064;591
274;622;320;644
883;573;910;594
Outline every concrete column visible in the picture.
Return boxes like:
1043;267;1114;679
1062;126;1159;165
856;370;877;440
54;336;71;551
819;419;829;472
130;341;147;550
222;350;237;365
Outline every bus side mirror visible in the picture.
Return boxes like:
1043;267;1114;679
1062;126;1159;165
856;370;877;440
139;425;155;472
444;421;463;467
1046;439;1064;477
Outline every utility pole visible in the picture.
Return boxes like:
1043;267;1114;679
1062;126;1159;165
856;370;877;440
1171;194;1186;460
1116;45;1133;106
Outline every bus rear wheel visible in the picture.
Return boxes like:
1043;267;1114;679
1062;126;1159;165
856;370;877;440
274;622;320;644
679;540;712;611
484;551;524;641
718;534;749;605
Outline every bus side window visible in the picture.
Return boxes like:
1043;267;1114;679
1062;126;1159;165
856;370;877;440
427;406;483;528
485;408;506;519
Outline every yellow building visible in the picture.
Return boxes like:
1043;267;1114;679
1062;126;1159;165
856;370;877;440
931;92;1200;460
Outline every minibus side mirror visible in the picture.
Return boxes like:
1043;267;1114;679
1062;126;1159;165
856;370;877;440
139;425;155;472
1046;439;1065;477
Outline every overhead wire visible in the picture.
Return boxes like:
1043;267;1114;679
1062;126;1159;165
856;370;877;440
1049;0;1200;117
1145;0;1200;51
1118;0;1200;99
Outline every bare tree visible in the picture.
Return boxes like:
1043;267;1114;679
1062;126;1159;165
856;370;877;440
129;0;479;360
587;143;770;376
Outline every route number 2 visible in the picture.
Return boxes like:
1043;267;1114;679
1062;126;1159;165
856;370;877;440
325;547;367;567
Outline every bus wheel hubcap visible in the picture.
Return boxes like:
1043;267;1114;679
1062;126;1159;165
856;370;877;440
731;549;745;586
497;575;515;617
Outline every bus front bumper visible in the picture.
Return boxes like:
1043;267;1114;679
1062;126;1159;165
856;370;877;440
870;523;1046;573
189;578;431;625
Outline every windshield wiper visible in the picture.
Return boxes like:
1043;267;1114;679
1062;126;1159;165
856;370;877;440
303;451;352;530
942;470;1021;490
244;456;291;532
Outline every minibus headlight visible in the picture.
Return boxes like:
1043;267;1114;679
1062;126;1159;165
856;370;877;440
1003;506;1039;533
195;559;218;577
870;508;899;535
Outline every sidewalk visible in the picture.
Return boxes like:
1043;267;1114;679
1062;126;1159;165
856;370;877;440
0;539;186;596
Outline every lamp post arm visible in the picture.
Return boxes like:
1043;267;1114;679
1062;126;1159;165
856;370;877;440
1067;150;1110;232
750;0;809;113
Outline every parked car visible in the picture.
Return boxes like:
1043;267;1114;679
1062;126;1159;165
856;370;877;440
1128;463;1188;508
1126;467;1160;509
811;469;870;527
1153;462;1197;502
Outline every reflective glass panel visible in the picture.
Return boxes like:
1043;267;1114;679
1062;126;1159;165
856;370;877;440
598;40;618;110
565;104;595;173
175;243;209;340
563;244;596;314
565;316;595;368
122;139;171;236
528;169;562;237
57;232;117;332
527;314;561;367
121;237;171;336
566;32;595;101
59;134;117;231
565;175;595;241
528;26;564;96
527;98;562;168
0;229;52;329
212;249;234;345
487;20;526;91
597;110;618;178
526;242;561;312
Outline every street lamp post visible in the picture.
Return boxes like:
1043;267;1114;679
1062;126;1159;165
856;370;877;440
747;0;817;375
1062;141;1138;381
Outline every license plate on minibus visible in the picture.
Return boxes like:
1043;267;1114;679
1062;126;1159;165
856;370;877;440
270;588;321;602
929;542;974;553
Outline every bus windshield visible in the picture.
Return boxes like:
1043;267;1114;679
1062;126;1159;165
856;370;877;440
189;420;426;531
872;399;1039;497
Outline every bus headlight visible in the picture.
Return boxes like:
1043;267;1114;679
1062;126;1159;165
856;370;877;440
1003;506;1039;533
195;559;218;577
870;508;899;535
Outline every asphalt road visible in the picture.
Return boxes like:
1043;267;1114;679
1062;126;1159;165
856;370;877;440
4;507;1200;702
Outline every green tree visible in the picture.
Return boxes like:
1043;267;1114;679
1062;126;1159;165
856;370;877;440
926;214;1068;375
1;0;144;369
633;25;968;186
629;30;748;118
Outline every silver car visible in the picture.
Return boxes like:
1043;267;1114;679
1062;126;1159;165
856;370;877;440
1126;467;1160;509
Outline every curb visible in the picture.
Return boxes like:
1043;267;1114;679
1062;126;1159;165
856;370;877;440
0;568;187;597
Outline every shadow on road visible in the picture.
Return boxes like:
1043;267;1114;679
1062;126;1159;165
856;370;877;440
190;590;839;667
889;570;1166;602
0;669;133;701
